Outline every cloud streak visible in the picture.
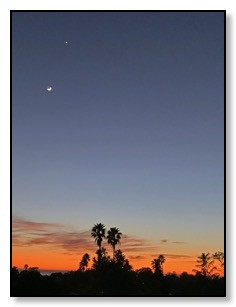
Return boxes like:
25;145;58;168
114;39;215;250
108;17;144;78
120;234;158;253
128;255;147;260
12;217;94;253
161;239;168;243
13;217;62;232
12;217;157;256
150;254;192;259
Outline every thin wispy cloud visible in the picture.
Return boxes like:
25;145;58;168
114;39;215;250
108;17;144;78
128;255;146;260
165;254;192;259
13;217;62;232
121;234;157;253
161;239;168;243
12;217;95;253
151;254;191;259
12;216;157;255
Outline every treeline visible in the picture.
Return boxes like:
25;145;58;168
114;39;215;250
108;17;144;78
11;223;225;296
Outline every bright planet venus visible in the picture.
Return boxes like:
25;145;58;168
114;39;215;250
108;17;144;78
47;86;52;92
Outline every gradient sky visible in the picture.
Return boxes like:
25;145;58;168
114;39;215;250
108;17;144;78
12;11;224;273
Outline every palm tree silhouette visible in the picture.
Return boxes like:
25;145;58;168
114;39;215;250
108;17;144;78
193;252;216;277
91;223;106;249
158;254;165;274
212;251;224;274
107;227;122;259
79;253;90;272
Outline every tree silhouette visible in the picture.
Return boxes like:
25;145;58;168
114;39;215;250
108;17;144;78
151;255;166;277
92;247;111;271
79;253;90;272
91;223;106;249
193;252;216;277
113;249;132;271
212;252;224;267
107;227;122;259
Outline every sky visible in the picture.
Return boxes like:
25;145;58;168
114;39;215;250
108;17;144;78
12;11;224;274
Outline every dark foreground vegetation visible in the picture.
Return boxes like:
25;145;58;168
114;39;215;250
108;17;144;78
11;223;225;297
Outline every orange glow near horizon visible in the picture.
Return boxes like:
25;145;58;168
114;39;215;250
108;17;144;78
13;246;79;271
130;257;196;275
12;246;223;276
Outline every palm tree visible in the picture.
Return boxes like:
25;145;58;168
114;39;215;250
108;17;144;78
158;254;165;273
212;251;224;273
193;252;216;277
79;253;90;272
107;227;122;259
91;223;106;249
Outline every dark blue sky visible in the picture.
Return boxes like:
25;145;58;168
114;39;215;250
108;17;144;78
12;12;224;258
